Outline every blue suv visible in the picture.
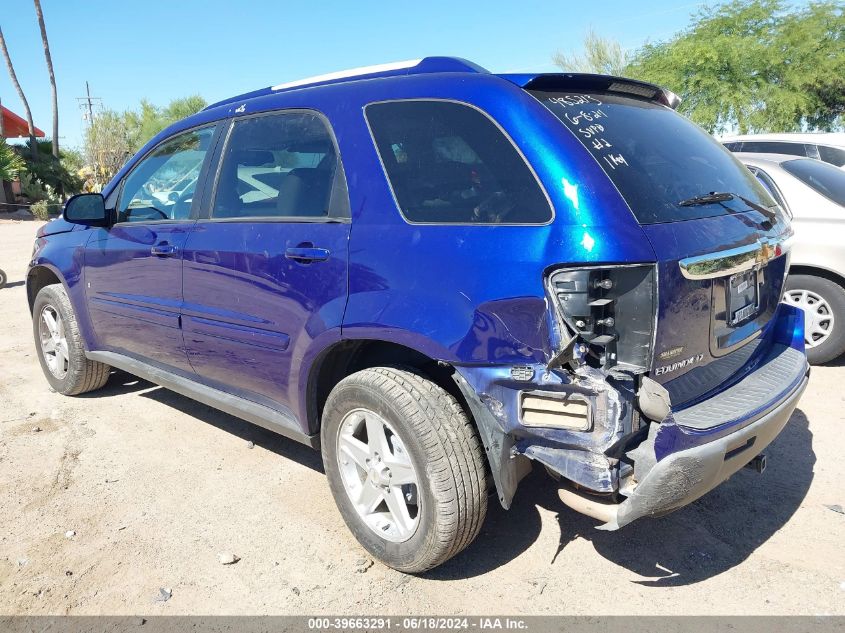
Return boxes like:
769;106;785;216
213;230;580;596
28;58;809;573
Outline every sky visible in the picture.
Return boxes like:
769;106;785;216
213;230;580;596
0;0;707;150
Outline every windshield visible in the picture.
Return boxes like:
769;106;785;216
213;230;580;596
532;90;778;224
782;158;845;207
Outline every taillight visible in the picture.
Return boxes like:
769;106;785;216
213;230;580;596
548;264;656;371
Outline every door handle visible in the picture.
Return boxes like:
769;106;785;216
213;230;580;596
151;243;179;256
285;246;330;263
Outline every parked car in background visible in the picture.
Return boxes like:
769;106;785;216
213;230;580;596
27;58;808;573
737;153;845;363
723;133;845;170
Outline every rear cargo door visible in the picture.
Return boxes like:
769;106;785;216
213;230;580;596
641;216;789;406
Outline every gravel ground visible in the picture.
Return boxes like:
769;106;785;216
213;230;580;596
1;216;843;615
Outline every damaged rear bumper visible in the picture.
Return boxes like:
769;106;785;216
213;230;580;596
594;362;808;529
451;303;809;524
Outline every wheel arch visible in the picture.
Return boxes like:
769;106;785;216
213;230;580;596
27;263;96;353
788;264;845;290
27;264;65;313
306;339;469;436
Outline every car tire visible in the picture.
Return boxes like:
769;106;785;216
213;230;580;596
784;274;845;365
321;367;488;573
32;283;110;395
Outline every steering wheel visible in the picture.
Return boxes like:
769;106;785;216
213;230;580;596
169;188;194;219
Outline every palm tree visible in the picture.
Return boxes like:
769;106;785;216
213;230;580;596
33;0;58;158
0;27;37;161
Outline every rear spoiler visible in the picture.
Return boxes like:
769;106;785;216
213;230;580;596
498;73;682;110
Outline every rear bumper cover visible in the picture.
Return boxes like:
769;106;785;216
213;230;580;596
598;365;808;530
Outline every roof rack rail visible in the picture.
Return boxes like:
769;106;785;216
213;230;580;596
205;56;488;111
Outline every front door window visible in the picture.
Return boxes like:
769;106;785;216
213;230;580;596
117;126;216;223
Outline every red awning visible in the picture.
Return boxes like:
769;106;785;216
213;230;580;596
1;105;45;138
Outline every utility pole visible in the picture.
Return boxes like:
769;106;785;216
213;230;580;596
77;81;100;125
76;82;103;188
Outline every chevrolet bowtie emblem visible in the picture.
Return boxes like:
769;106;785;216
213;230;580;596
756;242;772;267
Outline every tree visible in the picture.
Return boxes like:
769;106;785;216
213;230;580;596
82;95;208;188
33;0;59;158
0;139;25;182
83;109;133;185
123;95;207;150
553;28;629;76
0;27;37;160
625;0;845;134
10;139;82;200
163;95;208;122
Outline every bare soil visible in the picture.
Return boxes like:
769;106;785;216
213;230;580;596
1;217;843;615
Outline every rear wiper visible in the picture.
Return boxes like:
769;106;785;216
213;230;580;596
678;191;734;207
678;191;779;223
736;195;779;222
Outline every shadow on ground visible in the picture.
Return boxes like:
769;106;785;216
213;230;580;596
430;408;814;584
83;370;815;586
821;355;845;368
90;370;324;473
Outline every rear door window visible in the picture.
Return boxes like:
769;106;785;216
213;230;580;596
212;111;347;219
740;141;808;157
365;100;552;224
782;158;845;206
532;90;777;224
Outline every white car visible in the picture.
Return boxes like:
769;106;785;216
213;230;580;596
737;152;845;363
724;133;845;170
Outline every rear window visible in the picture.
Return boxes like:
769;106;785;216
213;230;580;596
818;145;845;168
532;91;777;224
782;158;845;206
366;100;552;224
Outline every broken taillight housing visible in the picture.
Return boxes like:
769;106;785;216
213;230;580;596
548;264;657;371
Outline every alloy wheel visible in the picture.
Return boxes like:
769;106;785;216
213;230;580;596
335;408;420;543
38;304;69;379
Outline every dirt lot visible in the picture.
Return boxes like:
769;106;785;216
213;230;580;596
0;216;843;615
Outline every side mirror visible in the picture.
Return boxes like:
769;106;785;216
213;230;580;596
64;193;109;226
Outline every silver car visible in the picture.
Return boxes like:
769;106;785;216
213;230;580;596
724;133;845;170
737;152;845;363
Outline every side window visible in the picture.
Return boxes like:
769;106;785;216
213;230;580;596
741;141;807;157
722;142;742;151
818;145;845;168
365;100;551;224
212;112;345;219
117;126;216;223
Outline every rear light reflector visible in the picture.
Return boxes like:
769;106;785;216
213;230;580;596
520;392;591;430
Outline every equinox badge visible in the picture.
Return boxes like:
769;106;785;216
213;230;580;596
655;353;705;376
